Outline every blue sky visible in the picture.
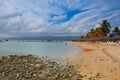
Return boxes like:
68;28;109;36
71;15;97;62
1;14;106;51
0;0;120;39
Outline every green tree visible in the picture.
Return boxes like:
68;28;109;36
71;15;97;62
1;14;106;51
113;26;120;33
89;28;95;38
100;20;111;37
80;35;84;39
86;33;90;38
83;20;111;39
90;28;95;34
86;28;96;38
94;27;103;38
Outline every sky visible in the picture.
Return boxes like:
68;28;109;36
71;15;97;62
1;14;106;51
0;0;120;39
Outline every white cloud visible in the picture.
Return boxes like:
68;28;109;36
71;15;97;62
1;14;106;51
0;0;120;38
52;15;66;20
0;33;17;38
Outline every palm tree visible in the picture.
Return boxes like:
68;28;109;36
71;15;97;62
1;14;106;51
100;20;111;37
86;28;97;38
113;26;120;33
83;20;111;40
86;33;90;38
89;28;95;38
80;35;85;39
94;27;103;38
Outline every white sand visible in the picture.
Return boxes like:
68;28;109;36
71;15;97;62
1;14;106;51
66;42;120;80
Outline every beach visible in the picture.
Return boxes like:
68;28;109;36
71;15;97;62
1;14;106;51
0;41;120;80
66;41;120;80
0;42;84;80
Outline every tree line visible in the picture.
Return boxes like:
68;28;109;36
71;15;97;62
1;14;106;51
80;20;120;39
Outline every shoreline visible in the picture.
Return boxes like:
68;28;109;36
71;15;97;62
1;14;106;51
66;41;120;80
0;41;120;79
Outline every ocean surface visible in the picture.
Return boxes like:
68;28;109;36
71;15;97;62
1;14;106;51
0;41;81;62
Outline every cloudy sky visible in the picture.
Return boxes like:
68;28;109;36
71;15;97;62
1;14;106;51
0;0;120;39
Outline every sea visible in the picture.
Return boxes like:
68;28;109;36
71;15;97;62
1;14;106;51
0;41;81;62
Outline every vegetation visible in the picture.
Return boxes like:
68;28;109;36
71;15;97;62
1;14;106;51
113;26;120;33
100;20;111;37
80;20;120;39
80;35;85;39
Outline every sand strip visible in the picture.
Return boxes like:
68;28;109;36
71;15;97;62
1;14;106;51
66;42;120;80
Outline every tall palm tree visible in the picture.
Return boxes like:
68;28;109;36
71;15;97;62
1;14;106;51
100;20;111;37
86;33;90;38
94;27;103;38
90;28;95;38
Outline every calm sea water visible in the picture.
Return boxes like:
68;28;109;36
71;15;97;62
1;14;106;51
0;42;81;62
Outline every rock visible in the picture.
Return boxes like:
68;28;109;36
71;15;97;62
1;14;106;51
0;55;83;80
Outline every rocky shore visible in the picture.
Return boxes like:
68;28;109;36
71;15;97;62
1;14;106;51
0;55;83;80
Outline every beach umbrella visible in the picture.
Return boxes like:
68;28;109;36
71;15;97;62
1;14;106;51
109;32;117;37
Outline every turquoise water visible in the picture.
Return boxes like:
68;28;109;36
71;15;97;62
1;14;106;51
0;42;81;62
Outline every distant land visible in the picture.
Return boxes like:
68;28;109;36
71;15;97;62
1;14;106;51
3;36;80;41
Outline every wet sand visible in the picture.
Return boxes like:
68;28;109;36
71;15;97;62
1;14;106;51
66;42;120;80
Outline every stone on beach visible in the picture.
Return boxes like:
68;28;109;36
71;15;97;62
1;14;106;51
0;55;83;80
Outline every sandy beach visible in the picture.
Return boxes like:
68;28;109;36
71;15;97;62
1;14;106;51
66;41;120;80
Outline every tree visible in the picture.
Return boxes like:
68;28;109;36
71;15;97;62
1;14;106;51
90;28;95;34
86;28;98;38
88;28;95;38
113;26;120;33
82;20;111;39
94;27;103;38
80;35;84;39
100;20;111;37
86;33;90;38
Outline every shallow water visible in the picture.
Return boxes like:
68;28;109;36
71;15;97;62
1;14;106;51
0;41;81;62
